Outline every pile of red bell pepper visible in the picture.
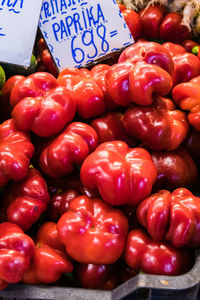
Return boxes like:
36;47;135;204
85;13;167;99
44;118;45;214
1;3;200;292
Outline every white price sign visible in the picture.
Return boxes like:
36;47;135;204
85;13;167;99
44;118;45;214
39;0;134;71
0;0;43;66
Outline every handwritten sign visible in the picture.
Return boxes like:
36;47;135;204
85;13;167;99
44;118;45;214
39;0;134;70
0;0;43;66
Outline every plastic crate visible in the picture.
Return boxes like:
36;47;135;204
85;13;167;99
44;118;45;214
0;250;200;300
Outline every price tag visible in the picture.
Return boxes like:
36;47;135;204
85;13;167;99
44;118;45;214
39;0;134;71
0;0;43;66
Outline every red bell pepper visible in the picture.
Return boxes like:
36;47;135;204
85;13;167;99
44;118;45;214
172;76;200;131
90;111;137;147
80;141;157;206
58;64;115;119
0;168;50;231
48;189;79;221
152;147;198;191
162;42;200;85
0;222;34;290
121;9;141;40
124;229;193;276
118;41;174;75
139;5;166;39
0;75;25;121
46;171;98;198
57;195;128;264
76;262;121;290
106;61;173;106
123;96;189;151
172;53;200;86
105;61;133;106
182;40;198;52
137;188;200;247
90;64;116;110
11;87;76;137
47;170;99;222
0;119;34;187
23;222;73;284
40;49;58;78
138;6;190;42
10;72;59;108
162;42;186;57
39;122;98;178
159;12;190;42
129;62;173;105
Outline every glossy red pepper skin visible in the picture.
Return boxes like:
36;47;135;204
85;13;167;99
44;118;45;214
172;53;200;86
11;85;76;137
10;72;59;108
137;188;200;247
23;222;73;284
172;76;200;131
139;5;166;39
118;41;174;75
105;61;133;106
40;49;58;78
163;42;186;57
0;222;34;290
58;64;115;119
121;9;141;40
129;62;173;105
90;111;137;147
124;229;192;275
182;40;198;52
80;141;157;206
0;119;34;187
76;262;120;290
106;61;172;106
47;172;99;222
152;147;198;191
159;12;190;42
162;42;200;85
39;122;98;178
48;189;79;221
90;64;116;110
124;96;188;151
0;75;25;121
0;168;50;231
57;195;128;264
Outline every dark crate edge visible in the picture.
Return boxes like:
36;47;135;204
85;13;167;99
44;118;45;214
1;250;200;300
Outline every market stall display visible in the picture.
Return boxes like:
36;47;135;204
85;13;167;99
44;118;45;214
1;1;200;299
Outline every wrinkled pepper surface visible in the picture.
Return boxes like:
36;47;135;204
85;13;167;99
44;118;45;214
39;122;98;177
152;147;198;191
57;195;128;264
90;111;137;147
0;222;34;290
137;188;200;247
172;76;200;131
123;96;189;151
0;119;34;187
58;64;115;119
10;73;76;137
106;61;173;106
81;141;157;206
0;168;50;231
124;229;193;276
23;222;73;284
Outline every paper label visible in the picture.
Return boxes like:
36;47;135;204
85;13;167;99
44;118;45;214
39;0;134;71
0;0;43;66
